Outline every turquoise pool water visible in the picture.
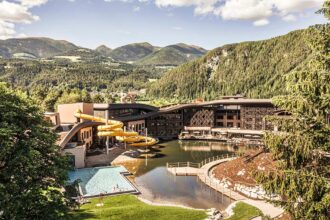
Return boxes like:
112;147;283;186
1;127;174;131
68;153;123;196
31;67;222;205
68;166;136;197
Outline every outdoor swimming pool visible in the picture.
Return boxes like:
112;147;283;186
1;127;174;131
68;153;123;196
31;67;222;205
68;166;138;197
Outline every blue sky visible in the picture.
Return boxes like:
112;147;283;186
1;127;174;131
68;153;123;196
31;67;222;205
0;0;327;49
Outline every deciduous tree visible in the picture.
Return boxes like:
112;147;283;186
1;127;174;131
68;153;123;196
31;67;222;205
0;83;71;219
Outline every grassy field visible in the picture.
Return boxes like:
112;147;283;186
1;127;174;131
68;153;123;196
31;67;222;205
69;195;207;220
227;202;262;220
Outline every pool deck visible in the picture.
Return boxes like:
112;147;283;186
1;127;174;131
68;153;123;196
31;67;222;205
167;158;284;218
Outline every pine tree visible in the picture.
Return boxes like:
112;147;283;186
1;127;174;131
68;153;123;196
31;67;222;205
256;2;330;219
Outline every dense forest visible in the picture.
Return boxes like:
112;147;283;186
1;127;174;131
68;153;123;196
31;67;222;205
148;27;314;100
0;60;164;91
0;59;165;110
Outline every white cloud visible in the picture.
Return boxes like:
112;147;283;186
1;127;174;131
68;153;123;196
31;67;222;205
18;0;48;8
253;19;269;26
155;0;218;15
274;0;323;15
282;14;297;22
215;0;272;21
0;1;38;23
0;20;16;39
0;0;323;39
0;1;42;39
152;0;323;26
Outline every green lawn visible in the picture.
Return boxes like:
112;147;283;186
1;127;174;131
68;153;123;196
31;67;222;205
227;202;262;220
69;195;207;220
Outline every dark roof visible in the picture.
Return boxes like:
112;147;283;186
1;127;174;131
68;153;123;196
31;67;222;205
93;103;159;112
114;99;273;122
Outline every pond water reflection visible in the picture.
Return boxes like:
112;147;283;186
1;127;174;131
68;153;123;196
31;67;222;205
133;140;253;210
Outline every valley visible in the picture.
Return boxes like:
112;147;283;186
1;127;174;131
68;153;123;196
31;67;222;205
0;27;317;111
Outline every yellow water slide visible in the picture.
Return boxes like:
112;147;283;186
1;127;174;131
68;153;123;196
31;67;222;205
74;110;157;147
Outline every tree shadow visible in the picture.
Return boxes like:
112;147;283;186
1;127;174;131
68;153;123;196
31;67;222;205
67;209;98;220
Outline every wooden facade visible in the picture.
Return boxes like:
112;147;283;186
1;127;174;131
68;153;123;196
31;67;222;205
146;111;183;138
241;105;275;130
93;100;276;139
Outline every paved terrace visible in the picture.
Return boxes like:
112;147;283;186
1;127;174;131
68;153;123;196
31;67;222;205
167;155;283;218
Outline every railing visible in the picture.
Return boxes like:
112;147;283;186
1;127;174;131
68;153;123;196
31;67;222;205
166;153;239;169
166;162;200;168
200;174;243;200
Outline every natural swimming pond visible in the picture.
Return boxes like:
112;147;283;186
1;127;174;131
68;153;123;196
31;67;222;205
131;140;253;210
68;166;137;197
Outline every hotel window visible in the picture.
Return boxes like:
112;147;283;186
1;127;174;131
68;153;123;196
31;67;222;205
227;122;234;127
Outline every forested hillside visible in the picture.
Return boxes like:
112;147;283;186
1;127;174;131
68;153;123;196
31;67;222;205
0;60;163;92
0;59;167;110
0;37;78;58
109;42;156;62
148;27;314;100
137;43;207;66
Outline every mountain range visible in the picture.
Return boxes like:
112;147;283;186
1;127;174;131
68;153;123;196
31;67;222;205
0;26;319;101
0;37;78;59
0;38;207;66
148;27;315;99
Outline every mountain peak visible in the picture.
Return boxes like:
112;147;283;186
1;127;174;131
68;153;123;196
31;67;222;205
96;44;111;50
95;45;112;56
108;42;156;62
